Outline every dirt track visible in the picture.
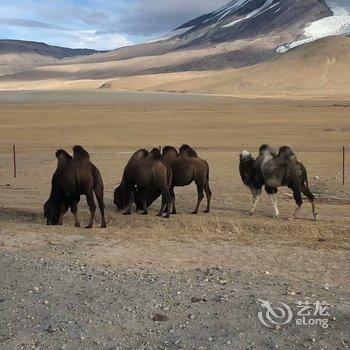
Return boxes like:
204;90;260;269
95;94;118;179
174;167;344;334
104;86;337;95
0;91;349;349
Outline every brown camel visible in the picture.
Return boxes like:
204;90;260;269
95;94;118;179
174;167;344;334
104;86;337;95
44;146;106;228
137;145;212;214
135;146;179;210
114;148;173;218
114;149;149;211
170;145;212;214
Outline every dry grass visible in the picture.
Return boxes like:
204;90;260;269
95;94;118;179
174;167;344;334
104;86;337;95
0;91;349;286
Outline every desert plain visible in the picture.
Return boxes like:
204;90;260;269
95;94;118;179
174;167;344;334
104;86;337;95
0;90;349;349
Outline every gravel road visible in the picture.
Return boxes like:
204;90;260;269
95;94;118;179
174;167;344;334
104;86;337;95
0;251;349;350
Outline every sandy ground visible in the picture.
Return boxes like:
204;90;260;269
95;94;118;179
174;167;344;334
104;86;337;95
0;91;349;349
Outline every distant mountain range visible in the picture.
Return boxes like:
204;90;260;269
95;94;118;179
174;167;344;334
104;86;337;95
0;0;349;97
0;40;102;76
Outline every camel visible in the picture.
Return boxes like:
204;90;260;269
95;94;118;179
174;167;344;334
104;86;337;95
239;145;276;216
44;146;106;228
135;146;178;211
114;149;149;211
170;145;212;214
239;145;317;220
114;148;173;218
138;145;212;214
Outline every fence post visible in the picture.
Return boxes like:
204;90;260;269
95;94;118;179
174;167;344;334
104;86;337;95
13;145;17;178
343;146;345;186
159;145;162;153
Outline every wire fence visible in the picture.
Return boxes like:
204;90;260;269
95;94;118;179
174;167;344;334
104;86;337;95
0;144;348;185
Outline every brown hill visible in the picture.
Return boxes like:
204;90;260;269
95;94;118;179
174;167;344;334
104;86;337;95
140;36;350;98
0;40;101;76
0;36;349;99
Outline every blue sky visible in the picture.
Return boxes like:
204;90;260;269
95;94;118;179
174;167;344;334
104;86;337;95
0;0;228;50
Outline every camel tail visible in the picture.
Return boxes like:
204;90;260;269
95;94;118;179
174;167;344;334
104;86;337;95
91;164;104;192
299;162;309;187
299;162;315;202
154;167;171;203
73;145;90;161
205;160;210;182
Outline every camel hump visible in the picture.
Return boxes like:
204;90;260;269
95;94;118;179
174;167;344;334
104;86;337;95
163;146;178;155
135;149;149;158
73;145;90;161
278;146;296;160
259;144;270;153
179;144;198;157
149;148;162;160
259;144;276;157
55;149;72;160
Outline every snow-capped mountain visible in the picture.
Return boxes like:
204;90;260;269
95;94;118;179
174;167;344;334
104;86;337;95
171;0;350;53
1;0;349;82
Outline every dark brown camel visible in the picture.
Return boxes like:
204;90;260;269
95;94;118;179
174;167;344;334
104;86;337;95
44;146;106;228
114;148;173;218
114;149;149;211
137;145;212;214
135;146;179;210
170;145;212;214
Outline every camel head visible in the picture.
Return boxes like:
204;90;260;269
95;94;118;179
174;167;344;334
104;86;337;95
113;185;129;210
43;199;63;225
239;150;253;162
239;150;255;188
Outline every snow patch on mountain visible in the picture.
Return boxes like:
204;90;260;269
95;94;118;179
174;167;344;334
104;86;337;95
276;0;350;53
223;0;279;27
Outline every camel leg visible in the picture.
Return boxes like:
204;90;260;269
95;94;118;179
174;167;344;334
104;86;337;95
157;197;167;217
85;192;96;229
170;187;177;214
265;187;279;218
192;184;204;214
289;183;303;220
124;190;135;216
156;180;172;218
94;188;106;228
70;201;80;227
301;184;317;221
158;193;171;218
269;193;280;219
250;187;262;215
165;195;171;219
58;211;64;226
203;182;212;213
139;189;148;215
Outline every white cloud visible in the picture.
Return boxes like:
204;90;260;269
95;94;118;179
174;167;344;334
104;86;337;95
66;30;133;50
0;0;229;49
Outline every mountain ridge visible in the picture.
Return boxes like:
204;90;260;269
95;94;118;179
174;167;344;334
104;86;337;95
0;0;349;86
0;39;103;76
